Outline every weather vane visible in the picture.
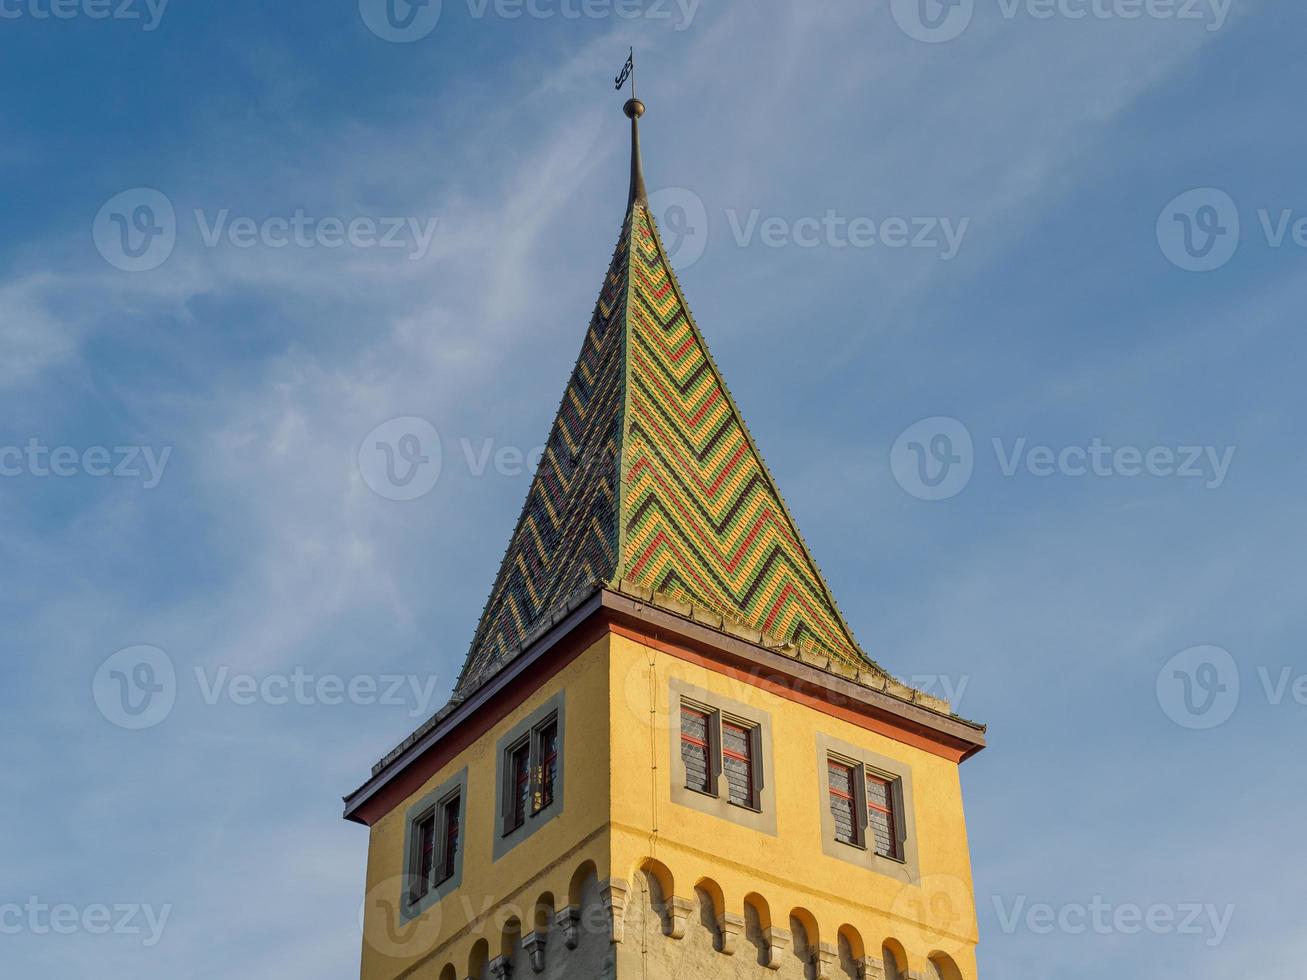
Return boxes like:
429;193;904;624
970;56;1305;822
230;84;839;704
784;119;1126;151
615;47;635;100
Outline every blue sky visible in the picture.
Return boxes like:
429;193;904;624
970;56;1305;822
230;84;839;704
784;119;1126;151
2;1;1303;977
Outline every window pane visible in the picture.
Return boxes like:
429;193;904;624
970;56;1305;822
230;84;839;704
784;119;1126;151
866;774;898;858
828;761;858;844
537;721;558;810
721;721;754;807
680;707;711;793
414;813;436;899
440;797;460;883
511;744;530;830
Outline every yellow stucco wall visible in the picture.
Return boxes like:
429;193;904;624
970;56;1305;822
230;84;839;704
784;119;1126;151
608;632;979;978
358;629;980;979
359;634;614;980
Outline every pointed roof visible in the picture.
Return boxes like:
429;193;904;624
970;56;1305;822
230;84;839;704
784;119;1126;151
455;99;882;697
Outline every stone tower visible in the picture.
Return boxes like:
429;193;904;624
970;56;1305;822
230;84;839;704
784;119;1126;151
345;96;987;980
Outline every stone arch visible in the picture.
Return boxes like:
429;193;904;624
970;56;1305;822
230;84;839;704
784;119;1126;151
533;891;556;934
882;939;908;980
630;859;673;938
789;907;820;979
633;857;675;901
467;938;490;979
499;915;522;962
569;860;598;908
838;924;866;977
694;877;727;951
743;892;772;967
928;951;965;980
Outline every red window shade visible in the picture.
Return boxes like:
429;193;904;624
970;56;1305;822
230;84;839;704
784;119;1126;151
866;774;899;859
510;743;531;830
721;721;755;807
413;813;436;899
680;707;712;793
440;797;460;883
537;722;558;810
828;761;858;845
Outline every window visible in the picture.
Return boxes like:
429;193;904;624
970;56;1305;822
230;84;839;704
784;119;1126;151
536;718;558;810
721;720;755;807
828;760;858;845
825;755;903;860
677;701;760;810
508;741;531;832
407;789;461;906
440;795;460;883
865;773;899;859
502;711;562;837
493;695;566;859
680;706;712;794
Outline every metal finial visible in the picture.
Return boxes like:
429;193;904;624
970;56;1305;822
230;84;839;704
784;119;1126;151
615;49;647;209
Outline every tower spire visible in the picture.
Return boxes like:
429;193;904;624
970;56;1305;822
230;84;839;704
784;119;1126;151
616;47;646;208
623;96;647;209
